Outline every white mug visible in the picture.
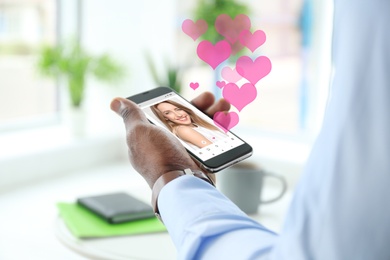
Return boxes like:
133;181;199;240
217;161;287;214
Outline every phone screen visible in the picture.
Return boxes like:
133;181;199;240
128;87;252;172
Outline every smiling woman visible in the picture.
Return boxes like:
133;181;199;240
150;100;228;149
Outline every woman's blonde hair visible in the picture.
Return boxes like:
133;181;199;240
151;100;221;133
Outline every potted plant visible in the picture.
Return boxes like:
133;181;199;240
36;38;125;135
37;38;125;108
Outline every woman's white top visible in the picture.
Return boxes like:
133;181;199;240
176;125;227;150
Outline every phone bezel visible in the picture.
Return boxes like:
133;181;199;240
127;86;253;172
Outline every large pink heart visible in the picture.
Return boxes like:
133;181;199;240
222;83;257;112
236;56;271;85
197;40;232;70
239;29;266;52
182;19;208;41
221;66;242;83
213;111;239;132
215;14;251;44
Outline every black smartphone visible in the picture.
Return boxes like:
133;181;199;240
127;86;253;173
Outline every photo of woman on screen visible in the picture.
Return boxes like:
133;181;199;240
150;100;228;149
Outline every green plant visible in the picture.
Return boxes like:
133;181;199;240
37;38;125;107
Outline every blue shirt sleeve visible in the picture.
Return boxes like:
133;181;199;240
158;176;277;259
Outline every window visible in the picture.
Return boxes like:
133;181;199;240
0;0;58;131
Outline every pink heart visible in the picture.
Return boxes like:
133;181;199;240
189;82;199;90
213;111;239;132
222;83;257;112
239;29;266;52
236;56;272;85
182;19;208;41
215;14;251;44
221;66;242;83
230;41;245;55
216;80;226;88
197;40;232;70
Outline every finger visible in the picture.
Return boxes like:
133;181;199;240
110;97;149;129
191;92;215;111
204;98;231;117
191;92;231;117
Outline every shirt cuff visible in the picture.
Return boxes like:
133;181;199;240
158;175;277;259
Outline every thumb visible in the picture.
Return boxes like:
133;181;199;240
110;97;149;128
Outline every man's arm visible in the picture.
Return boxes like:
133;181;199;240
110;94;278;259
159;176;277;259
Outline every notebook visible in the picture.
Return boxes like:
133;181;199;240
57;202;166;238
77;192;155;224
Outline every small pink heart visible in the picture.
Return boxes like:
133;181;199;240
215;14;251;44
216;81;226;88
182;19;208;41
236;56;272;85
239;29;266;52
197;40;232;69
222;83;257;111
189;82;199;90
221;66;242;83
213;111;239;132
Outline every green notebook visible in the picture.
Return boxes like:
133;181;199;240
57;202;166;238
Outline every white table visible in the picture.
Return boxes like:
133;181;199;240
0;159;297;260
55;216;176;260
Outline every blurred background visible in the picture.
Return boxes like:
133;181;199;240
0;0;333;259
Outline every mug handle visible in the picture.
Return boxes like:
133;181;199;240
260;171;288;204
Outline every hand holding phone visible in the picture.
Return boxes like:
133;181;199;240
125;87;252;173
110;96;201;188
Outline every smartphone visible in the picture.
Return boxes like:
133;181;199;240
127;86;253;172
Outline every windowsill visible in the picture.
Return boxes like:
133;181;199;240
0;122;312;192
0;123;128;191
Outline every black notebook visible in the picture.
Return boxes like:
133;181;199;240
77;192;155;224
